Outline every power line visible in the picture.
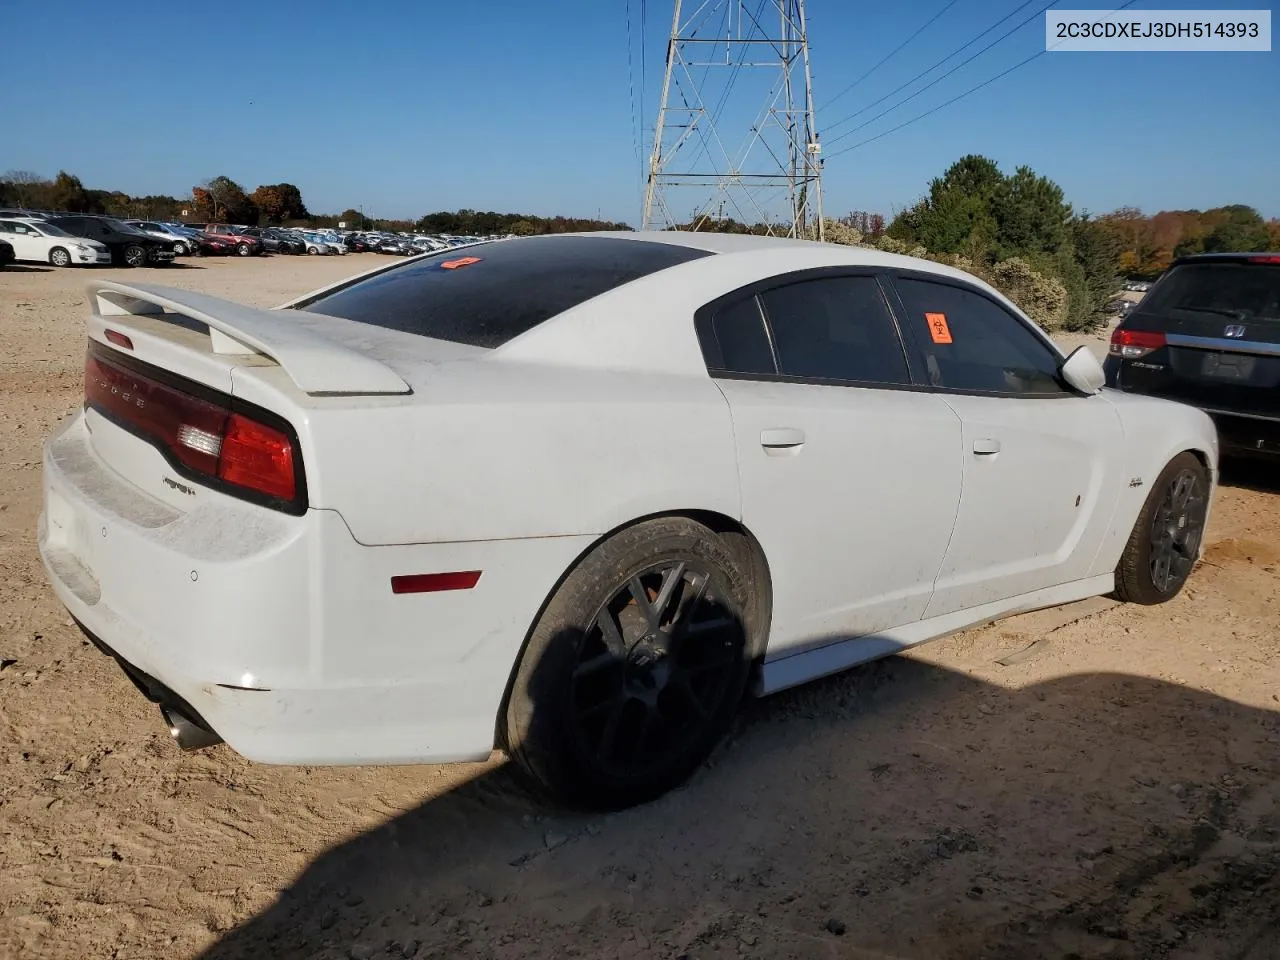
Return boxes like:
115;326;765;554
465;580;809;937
824;0;1141;160
640;0;647;162
817;0;962;113
825;0;1052;148
824;0;1039;136
626;0;641;166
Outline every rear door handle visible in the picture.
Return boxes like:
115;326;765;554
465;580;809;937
760;427;806;451
972;438;1001;456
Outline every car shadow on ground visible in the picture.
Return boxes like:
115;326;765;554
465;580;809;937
2;264;54;273
196;631;1280;960
1219;457;1280;495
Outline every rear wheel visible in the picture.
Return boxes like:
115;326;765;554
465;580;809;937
123;244;147;267
49;247;71;268
173;240;190;256
307;245;319;255
236;242;252;257
1115;452;1209;604
505;517;753;809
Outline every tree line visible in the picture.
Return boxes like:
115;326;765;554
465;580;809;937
1097;205;1280;280
415;209;631;235
0;171;632;237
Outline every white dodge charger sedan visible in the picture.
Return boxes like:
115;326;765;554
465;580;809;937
38;233;1217;808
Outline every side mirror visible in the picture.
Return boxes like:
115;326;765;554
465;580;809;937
1059;345;1106;395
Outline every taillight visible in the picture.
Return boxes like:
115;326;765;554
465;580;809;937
1247;255;1280;264
1109;329;1166;359
218;414;296;500
84;342;302;509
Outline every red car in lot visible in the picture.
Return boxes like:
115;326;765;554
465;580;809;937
193;233;238;256
203;224;265;256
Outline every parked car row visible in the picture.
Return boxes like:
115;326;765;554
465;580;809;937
0;207;507;269
0;214;167;267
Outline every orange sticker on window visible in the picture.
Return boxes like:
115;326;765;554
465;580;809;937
440;256;482;270
925;312;952;344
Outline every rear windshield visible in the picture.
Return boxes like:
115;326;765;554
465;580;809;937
1144;262;1280;323
295;235;712;348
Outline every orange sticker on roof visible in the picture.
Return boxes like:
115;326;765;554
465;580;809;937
440;256;482;270
925;312;952;344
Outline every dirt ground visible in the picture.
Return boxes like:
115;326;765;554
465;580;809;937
1;255;1277;960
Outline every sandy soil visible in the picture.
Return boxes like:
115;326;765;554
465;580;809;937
1;255;1277;960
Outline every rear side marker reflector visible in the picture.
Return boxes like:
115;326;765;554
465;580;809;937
391;571;482;594
104;330;134;350
1247;256;1280;264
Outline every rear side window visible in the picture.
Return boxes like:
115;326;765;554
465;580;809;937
1143;263;1280;323
894;277;1066;396
296;235;712;348
759;276;910;384
701;297;776;375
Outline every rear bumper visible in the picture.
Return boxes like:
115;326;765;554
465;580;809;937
38;412;594;765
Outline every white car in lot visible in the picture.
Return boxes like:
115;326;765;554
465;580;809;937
38;233;1217;809
0;217;111;266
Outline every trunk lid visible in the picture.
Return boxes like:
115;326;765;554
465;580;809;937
80;282;415;512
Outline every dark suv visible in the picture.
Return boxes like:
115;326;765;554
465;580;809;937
1105;253;1280;459
46;215;176;267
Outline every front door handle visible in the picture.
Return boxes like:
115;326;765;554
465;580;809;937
972;438;1002;456
760;427;806;452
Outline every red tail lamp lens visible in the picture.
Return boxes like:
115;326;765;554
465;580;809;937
1109;329;1166;358
84;344;300;507
218;414;296;501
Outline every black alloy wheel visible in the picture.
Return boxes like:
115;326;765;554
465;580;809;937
1147;466;1208;595
1115;452;1209;604
505;517;755;809
568;560;745;779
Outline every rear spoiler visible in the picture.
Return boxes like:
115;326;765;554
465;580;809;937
88;281;410;396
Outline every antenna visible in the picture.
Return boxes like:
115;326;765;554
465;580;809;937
642;0;824;240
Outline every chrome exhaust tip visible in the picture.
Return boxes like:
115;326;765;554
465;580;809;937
160;705;223;751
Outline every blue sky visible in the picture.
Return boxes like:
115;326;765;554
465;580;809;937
5;1;1277;223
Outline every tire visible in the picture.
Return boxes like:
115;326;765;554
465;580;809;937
49;247;72;268
1114;452;1209;605
236;242;252;257
308;245;319;255
123;244;147;267
505;517;754;810
173;241;189;256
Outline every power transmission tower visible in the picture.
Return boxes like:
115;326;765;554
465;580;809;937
642;0;824;240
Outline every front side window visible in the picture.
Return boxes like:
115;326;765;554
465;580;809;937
893;277;1066;396
758;276;911;384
